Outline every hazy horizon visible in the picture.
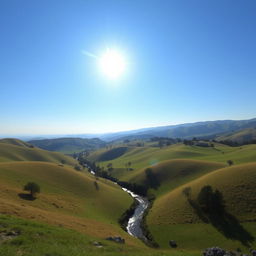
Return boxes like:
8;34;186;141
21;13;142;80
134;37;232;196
1;116;256;138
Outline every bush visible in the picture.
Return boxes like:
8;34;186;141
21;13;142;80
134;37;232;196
24;182;40;199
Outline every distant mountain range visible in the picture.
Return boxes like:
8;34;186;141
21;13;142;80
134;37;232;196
4;118;256;150
99;118;256;142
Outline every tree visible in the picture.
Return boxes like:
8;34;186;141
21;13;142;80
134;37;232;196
145;168;160;189
197;185;225;214
227;160;234;166
107;163;113;172
60;159;66;165
197;185;213;212
94;181;99;190
24;182;40;199
74;164;82;171
182;187;191;198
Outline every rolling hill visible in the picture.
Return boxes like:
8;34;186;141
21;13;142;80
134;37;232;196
128;159;226;197
90;143;256;182
97;118;256;141
0;161;140;246
0;138;78;166
29;137;106;154
147;163;256;250
216;128;256;145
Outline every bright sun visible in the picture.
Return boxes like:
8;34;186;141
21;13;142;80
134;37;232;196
99;48;126;80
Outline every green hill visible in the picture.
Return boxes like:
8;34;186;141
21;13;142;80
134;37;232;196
0;138;34;148
0;161;139;246
217;128;256;144
128;159;226;196
147;163;256;250
29;137;106;154
0;138;77;166
91;143;256;181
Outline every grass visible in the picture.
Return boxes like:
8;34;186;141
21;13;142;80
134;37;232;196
0;161;140;245
217;128;256;144
0;214;200;256
2;139;256;254
0;140;77;166
128;159;226;197
147;163;256;250
87;143;256;251
90;143;256;181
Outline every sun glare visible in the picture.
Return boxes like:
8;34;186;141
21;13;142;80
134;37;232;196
99;48;126;80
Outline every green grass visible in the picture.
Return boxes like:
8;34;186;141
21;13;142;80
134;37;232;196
2;139;256;253
217;128;256;144
0;161;137;244
129;159;226;197
147;163;256;250
0;141;77;166
0;214;200;256
149;223;256;252
90;143;256;182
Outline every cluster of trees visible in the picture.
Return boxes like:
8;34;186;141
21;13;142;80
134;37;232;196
144;168;160;189
76;151;148;196
218;139;256;147
197;186;225;214
183;139;214;147
183;185;225;214
150;137;181;148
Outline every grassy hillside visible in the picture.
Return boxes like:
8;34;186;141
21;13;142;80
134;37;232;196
29;137;106;154
0;138;33;148
0;139;77;166
217;128;256;144
128;159;226;197
147;163;256;250
0;161;140;246
90;143;256;181
0;215;200;256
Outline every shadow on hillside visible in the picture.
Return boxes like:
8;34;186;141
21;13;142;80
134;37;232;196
98;147;128;161
18;193;36;201
188;199;254;247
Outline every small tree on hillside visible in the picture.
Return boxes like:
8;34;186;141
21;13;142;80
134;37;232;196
24;182;40;199
107;163;113;172
227;160;234;166
182;187;191;198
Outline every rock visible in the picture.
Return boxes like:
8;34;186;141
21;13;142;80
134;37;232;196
0;230;20;243
203;247;227;256
106;236;125;244
251;250;256;256
169;240;177;248
7;231;19;236
92;241;103;248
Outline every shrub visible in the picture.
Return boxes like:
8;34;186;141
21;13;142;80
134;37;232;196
24;182;40;199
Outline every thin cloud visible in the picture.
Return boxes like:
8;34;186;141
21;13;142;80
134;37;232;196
81;50;98;59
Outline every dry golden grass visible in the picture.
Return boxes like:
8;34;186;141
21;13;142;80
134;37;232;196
0;161;140;246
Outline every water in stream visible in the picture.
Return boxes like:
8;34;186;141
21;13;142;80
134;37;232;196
121;187;149;240
88;168;149;240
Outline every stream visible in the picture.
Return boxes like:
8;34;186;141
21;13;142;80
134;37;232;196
121;187;149;240
88;169;149;240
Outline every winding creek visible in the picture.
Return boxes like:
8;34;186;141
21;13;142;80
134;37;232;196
121;187;149;240
88;169;149;240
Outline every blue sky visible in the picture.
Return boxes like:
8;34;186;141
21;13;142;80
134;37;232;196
0;0;256;135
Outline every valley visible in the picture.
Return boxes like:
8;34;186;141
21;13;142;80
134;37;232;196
1;129;256;256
